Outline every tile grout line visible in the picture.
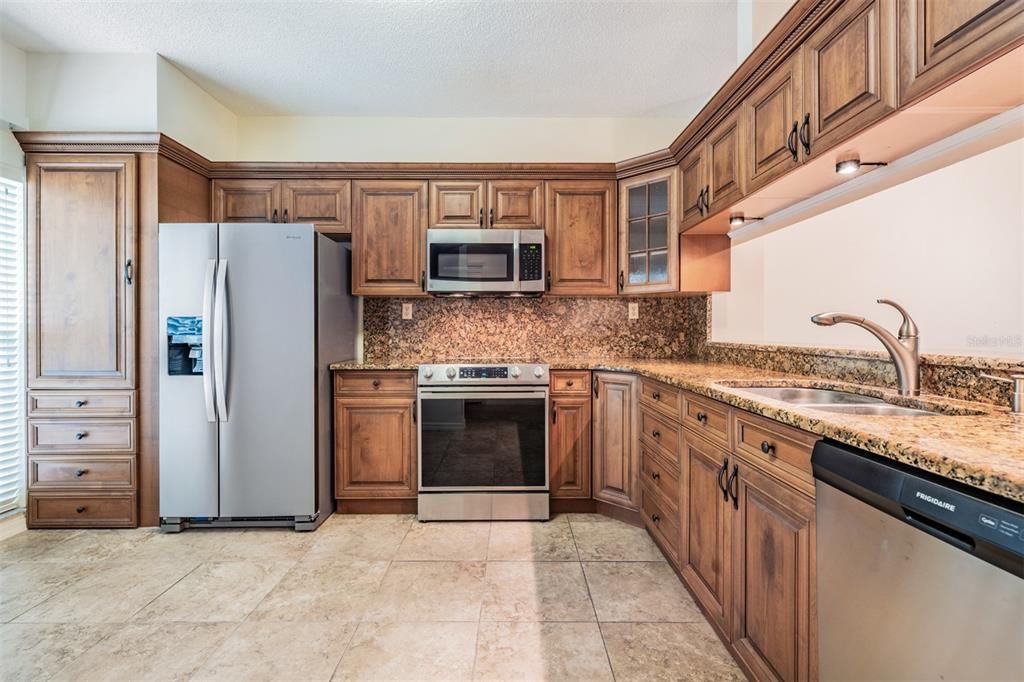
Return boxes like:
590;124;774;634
568;517;617;680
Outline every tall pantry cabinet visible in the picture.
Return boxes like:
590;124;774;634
24;153;141;527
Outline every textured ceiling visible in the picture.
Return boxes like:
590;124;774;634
0;0;739;117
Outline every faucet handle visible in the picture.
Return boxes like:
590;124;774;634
877;299;918;339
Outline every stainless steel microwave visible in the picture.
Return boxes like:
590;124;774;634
426;229;545;295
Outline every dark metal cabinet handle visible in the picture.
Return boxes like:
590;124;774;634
652;430;661;439
75;468;88;477
479;208;484;227
76;506;86;513
651;513;660;524
787;121;799;161
695;187;704;214
652;391;660;401
420;271;426;291
593;377;599;399
799;113;811;155
272;209;279;223
372;379;381;388
760;440;776;455
124;259;133;285
552;401;557;424
618;271;624;292
696;411;707;424
412;401;417;424
717;459;729;500
489;207;494;227
74;400;87;408
704;185;711;214
75;431;88;440
283;208;289;223
546;271;552;291
728;464;739;509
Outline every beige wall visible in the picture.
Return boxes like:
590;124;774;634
0;38;28;177
156;56;238;160
711;138;1024;359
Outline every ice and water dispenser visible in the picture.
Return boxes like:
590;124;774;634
166;316;203;375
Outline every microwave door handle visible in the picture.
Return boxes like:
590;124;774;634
214;259;229;422
202;259;217;422
513;232;521;291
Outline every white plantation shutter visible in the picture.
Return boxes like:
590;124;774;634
0;177;23;513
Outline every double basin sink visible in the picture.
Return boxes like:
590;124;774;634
731;386;947;417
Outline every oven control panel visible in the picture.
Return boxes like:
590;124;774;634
418;363;549;386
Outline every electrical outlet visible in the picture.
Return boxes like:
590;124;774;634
401;303;413;320
628;302;639;320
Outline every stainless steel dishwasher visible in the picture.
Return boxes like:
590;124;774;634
812;440;1024;681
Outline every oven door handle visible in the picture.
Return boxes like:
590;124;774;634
419;390;549;400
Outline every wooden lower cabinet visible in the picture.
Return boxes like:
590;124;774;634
549;392;592;499
592;372;639;510
730;455;816;682
28;492;137;528
680;433;732;632
334;397;417;498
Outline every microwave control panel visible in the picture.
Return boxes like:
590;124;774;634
519;244;543;281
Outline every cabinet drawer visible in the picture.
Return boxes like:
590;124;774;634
640;408;681;456
682;393;731;449
642;485;680;565
733;410;818;489
29;456;135;490
334;371;416;395
28;492;137;528
639;378;682;420
551;370;590;394
28;419;136;454
640;443;680;509
28;390;135;418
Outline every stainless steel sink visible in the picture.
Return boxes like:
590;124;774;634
732;386;944;416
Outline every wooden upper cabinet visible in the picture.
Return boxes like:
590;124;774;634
545;180;617;295
619;168;679;294
27;154;136;389
334;397;416;498
592;372;639;511
681;434;731;632
352;180;428;296
899;0;1024;104
429;180;485;228
803;0;898;157
281;180;351;232
488;180;544;229
678;145;706;231
730;457;817;682
212;179;280;223
744;52;804;193
705;110;746;216
549;395;593;499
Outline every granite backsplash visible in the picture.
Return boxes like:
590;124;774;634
362;296;699;363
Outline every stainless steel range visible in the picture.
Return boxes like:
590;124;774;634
417;362;549;521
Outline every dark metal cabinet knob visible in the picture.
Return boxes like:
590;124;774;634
74;468;88;477
566;380;574;387
76;506;86;513
696;412;707;424
372;379;381;388
652;391;660;401
651;471;660;481
75;399;87;407
75;431;88;440
652;430;661;439
651;514;660;524
760;441;776;455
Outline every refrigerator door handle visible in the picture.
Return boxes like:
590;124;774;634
202;259;218;422
214;259;230;422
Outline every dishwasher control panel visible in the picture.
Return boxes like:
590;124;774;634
900;479;1024;554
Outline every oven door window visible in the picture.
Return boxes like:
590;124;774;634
429;243;514;282
420;396;546;489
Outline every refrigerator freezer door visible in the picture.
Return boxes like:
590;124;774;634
217;223;316;517
159;223;220;518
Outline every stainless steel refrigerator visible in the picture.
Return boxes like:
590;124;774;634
158;223;356;532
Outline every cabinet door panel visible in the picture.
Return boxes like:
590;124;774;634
619;168;679;294
592;373;638;510
678;146;706;230
549;395;592;499
731;458;816;682
804;0;897;155
488;180;544;229
545;181;617;295
352;180;428;296
27;155;136;389
429;180;485;228
212;179;281;223
680;435;730;631
706;112;745;215
745;53;803;193
899;0;1024;103
282;180;351;232
335;398;416;497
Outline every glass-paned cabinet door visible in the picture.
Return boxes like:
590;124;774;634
620;168;678;294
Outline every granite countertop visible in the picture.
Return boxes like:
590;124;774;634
331;358;1024;503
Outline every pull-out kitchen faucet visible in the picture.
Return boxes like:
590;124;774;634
811;299;920;396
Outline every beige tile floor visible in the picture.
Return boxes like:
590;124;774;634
0;513;743;681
